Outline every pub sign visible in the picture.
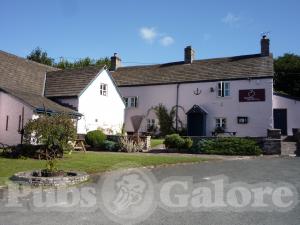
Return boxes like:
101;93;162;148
239;89;265;102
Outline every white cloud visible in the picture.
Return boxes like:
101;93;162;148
159;36;175;46
139;27;157;43
222;13;240;26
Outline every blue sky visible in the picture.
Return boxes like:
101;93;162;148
1;0;299;66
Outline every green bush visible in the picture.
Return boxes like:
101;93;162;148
183;138;193;149
85;130;107;147
194;137;262;156
102;140;119;151
164;134;193;150
23;114;76;158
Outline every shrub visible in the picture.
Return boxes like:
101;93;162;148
119;137;145;153
183;138;193;149
195;137;262;156
102;140;119;151
164;134;193;150
23;114;77;158
85;130;107;147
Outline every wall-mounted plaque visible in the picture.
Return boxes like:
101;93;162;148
239;89;265;102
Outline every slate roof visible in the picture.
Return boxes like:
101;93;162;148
111;54;274;86
0;86;79;115
45;66;104;97
0;50;79;115
0;50;58;95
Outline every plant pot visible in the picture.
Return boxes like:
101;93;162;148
292;128;300;142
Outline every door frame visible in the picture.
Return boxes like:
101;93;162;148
186;105;207;136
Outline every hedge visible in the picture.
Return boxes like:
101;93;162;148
193;137;262;156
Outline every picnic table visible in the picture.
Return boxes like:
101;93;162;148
74;138;86;152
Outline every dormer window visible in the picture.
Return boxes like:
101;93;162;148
100;83;108;96
218;81;230;97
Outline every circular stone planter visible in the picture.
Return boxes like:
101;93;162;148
12;171;89;187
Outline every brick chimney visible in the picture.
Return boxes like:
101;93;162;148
184;46;195;64
110;53;122;71
261;35;270;56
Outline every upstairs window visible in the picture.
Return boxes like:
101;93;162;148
100;83;108;96
216;118;226;129
218;81;230;97
123;96;138;108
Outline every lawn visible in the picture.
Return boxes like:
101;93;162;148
151;138;164;148
0;151;207;186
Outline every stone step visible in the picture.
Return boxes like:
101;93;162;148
281;141;297;156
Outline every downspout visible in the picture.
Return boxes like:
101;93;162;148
175;83;181;132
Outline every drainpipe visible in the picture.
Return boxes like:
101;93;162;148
175;83;181;132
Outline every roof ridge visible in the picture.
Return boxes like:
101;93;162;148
116;53;268;70
0;50;59;71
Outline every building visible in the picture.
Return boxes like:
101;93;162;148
44;66;125;134
1;36;299;146
0;51;125;145
111;36;300;136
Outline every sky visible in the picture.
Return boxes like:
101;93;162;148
0;0;300;66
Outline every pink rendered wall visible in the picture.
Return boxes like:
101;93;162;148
0;92;34;145
273;94;300;135
120;78;273;137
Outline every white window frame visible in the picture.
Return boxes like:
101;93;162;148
218;81;230;97
124;96;138;108
216;118;226;129
100;83;108;96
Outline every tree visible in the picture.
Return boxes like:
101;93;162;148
49;56;111;69
274;53;300;97
27;47;111;69
154;104;175;136
23;113;77;158
27;47;54;66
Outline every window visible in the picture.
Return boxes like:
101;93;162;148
18;115;22;132
218;81;230;97
216;118;226;129
123;96;138;108
100;83;108;96
5;115;9;131
147;119;156;130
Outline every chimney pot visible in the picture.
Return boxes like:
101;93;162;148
184;46;195;64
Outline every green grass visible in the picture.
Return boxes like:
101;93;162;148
151;139;164;148
0;151;207;186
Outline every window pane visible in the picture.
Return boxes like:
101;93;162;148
225;89;230;96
